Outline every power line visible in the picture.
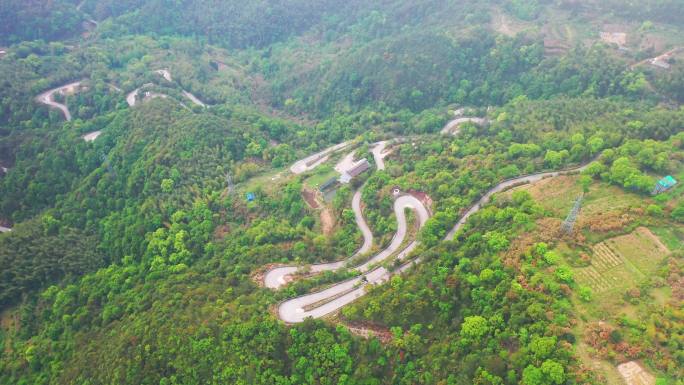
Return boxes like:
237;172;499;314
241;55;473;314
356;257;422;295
226;172;234;195
561;194;583;235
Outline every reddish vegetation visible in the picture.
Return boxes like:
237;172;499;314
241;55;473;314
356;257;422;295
213;224;231;239
667;258;684;301
580;211;633;232
343;321;393;344
585;322;643;362
408;189;433;210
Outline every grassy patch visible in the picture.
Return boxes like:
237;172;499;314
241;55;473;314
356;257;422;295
509;175;646;220
649;226;684;252
239;167;291;195
303;164;339;190
572;227;669;306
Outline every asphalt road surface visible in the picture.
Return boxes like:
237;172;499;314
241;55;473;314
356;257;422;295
277;194;429;323
36;81;82;121
264;189;374;289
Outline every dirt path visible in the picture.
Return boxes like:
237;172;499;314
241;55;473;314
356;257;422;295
320;208;334;236
630;47;681;70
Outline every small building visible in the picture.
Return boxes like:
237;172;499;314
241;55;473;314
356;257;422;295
246;192;256;202
339;159;370;184
650;58;671;69
319;176;338;192
652;175;677;195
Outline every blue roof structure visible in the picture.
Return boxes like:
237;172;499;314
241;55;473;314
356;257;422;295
246;192;256;202
652;175;677;195
658;175;677;188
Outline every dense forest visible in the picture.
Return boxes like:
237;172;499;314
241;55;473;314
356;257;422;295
0;0;683;384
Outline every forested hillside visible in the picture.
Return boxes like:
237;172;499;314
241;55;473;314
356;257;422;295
0;1;683;384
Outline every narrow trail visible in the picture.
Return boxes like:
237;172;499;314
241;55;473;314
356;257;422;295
35;81;83;121
266;131;598;323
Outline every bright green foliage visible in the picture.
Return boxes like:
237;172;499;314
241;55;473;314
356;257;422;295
529;336;557;360
1;1;684;384
460;316;490;340
672;204;684;223
578;286;593;302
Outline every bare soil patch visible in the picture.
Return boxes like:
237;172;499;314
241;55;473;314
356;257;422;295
320;208;335;236
342;321;393;344
302;188;320;209
600;31;627;46
617;361;655;385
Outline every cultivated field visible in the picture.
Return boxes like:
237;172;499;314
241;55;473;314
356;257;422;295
574;227;670;294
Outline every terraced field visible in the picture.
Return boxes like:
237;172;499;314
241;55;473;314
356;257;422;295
575;227;671;293
575;242;626;293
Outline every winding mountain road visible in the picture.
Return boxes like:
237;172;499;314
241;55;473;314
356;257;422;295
182;90;206;107
277;194;429;323
334;150;357;174
264;190;374;289
267;134;598;323
371;141;391;170
127;71;206;108
445;161;593;240
35;81;82;121
441;116;488;135
290;141;353;174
